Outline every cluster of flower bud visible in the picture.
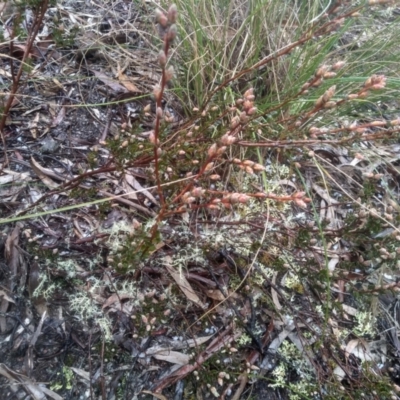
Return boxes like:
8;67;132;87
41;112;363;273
347;74;387;100
301;62;344;92
220;132;237;145
362;74;386;93
154;4;177;98
155;5;178;43
222;192;251;204
182;186;206;204
315;85;336;108
232;158;265;174
207;143;227;157
309;126;329;138
208;88;257;152
140;314;157;332
264;191;310;209
235;88;257;123
310;117;399;138
368;0;394;4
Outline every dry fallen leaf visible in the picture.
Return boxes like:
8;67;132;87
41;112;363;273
91;69;128;93
271;272;282;311
141;390;168;400
0;363;62;400
51;106;66;127
205;289;226;301
70;367;90;381
102;293;137;309
124;172;159;205
0;290;15;304
328;255;339;272
148;349;190;365
345;338;374;362
163;256;207;309
0;169;31;185
118;72;141;93
30;157;59;189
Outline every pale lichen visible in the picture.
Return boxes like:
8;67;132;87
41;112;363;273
353;311;376;337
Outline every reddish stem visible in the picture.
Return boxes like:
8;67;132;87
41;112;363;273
0;0;49;171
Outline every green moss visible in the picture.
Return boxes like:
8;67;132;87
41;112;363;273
295;228;311;247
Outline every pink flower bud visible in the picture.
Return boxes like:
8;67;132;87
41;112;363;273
323;72;336;79
156;107;163;118
155;9;167;26
205;162;214;171
324;101;336;108
168;4;178;23
243;88;254;98
149;131;159;145
239;111;248;122
390;118;400;126
216;146;227;155
167;24;177;43
230;116;240;129
158;13;168;28
332;61;345;70
316;65;329;77
370;120;386;127
312;79;322;87
153;84;162;101
253;163;265;171
238;194;250;203
309;127;320;135
371;84;385;90
191;187;205;197
243;100;252;110
165;66;174;81
294;199;307;209
220;134;236;145
208;143;218;157
158;50;167;68
243;160;255;167
228;193;240;203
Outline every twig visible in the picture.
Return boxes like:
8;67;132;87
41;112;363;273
0;0;49;171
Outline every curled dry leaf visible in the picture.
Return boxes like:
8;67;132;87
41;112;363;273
30;157;59;189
